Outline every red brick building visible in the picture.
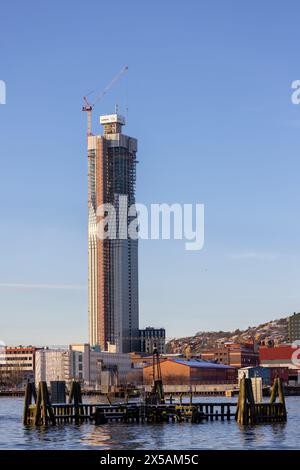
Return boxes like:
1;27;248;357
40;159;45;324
201;343;259;368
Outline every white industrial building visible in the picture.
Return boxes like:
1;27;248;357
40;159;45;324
35;344;132;389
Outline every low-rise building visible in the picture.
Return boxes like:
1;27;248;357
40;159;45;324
35;344;132;389
259;344;300;383
70;344;132;387
238;366;289;386
0;346;37;386
35;348;77;385
128;352;181;385
143;358;237;385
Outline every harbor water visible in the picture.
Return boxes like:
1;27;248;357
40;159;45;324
0;396;300;450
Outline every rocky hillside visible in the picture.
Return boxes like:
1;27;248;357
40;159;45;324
166;317;289;355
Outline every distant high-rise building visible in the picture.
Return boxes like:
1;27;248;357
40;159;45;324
288;312;300;342
139;327;166;355
87;113;139;352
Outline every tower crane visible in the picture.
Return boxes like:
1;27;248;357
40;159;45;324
82;65;128;136
151;347;165;404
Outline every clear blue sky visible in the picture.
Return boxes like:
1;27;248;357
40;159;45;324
1;0;300;345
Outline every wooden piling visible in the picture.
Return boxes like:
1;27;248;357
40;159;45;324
236;375;287;425
236;376;258;425
23;382;36;425
270;377;287;421
23;382;287;427
32;382;56;426
69;381;83;424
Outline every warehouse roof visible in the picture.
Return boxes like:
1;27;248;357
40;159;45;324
173;359;234;369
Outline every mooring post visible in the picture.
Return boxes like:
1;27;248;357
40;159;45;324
270;377;287;421
34;382;42;426
227;404;230;420
236;375;246;424
245;377;257;424
270;376;279;404
278;378;287;420
43;382;56;425
73;382;82;424
68;381;75;405
23;382;30;425
23;382;36;425
33;381;55;426
236;376;258;425
40;382;48;425
94;408;107;424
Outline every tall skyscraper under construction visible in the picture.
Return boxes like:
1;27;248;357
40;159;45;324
87;113;139;353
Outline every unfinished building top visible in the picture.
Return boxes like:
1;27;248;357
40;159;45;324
100;114;125;125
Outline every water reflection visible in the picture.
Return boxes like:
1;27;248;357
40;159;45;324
81;426;114;448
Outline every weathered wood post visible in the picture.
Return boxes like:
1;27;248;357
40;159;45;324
270;377;287;422
235;375;245;424
278;378;287;421
40;382;48;425
221;404;225;421
34;382;42;425
43;382;56;425
23;382;36;425
270;376;278;404
236;375;257;424
69;381;83;424
74;381;82;424
34;382;56;426
94;408;108;424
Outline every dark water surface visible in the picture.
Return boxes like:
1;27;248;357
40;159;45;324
0;396;299;450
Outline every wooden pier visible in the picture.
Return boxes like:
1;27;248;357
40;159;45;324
23;376;287;427
25;400;237;425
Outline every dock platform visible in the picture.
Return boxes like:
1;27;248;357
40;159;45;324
22;377;287;426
